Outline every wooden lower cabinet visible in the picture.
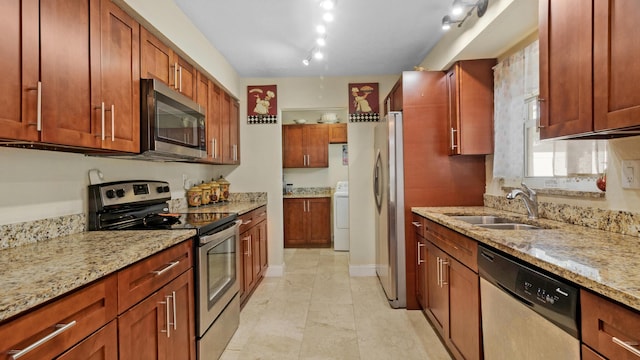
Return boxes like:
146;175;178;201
118;269;195;360
420;215;481;360
412;216;427;310
57;321;118;360
239;206;268;305
582;345;607;360
283;197;331;248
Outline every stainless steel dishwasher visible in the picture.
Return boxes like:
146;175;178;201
478;245;580;360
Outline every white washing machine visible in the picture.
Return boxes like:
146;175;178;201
333;181;349;251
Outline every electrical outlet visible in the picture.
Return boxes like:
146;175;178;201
621;160;640;189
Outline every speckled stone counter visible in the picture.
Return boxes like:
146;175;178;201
0;229;195;323
412;206;640;312
283;187;332;198
179;200;267;215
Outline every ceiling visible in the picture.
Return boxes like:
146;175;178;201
174;0;452;78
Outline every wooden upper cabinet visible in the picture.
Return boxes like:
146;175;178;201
229;99;240;164
0;0;39;142
446;59;495;155
540;0;640;138
539;0;593;139
593;0;640;131
282;125;329;168
208;83;222;162
140;27;172;84
329;123;348;143
221;93;232;163
39;0;99;148
97;0;140;152
139;27;196;100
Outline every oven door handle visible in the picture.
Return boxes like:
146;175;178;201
199;220;242;246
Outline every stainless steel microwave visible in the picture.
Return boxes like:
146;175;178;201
140;78;206;160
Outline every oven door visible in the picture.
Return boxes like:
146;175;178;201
196;220;241;337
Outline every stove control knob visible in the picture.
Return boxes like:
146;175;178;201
116;189;126;198
163;185;170;193
156;186;164;193
105;189;116;199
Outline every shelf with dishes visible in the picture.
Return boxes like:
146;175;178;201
282;108;347;125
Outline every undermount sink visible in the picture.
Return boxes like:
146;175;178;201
450;215;516;224
474;223;543;230
450;215;545;230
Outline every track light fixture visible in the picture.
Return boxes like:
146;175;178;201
441;0;489;31
302;0;339;66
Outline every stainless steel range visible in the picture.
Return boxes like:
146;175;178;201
88;180;240;360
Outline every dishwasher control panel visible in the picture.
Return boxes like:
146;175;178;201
516;270;578;314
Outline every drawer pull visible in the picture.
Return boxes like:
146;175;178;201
417;243;425;265
8;321;77;359
411;221;422;228
613;337;640;357
242;219;252;225
152;261;180;276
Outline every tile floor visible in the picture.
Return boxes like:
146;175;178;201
220;248;452;360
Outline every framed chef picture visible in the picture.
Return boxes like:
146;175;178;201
247;85;278;124
348;82;380;122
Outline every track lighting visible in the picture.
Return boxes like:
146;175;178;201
441;0;489;31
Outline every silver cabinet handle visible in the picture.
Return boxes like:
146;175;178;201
417;243;425;265
242;219;252;226
412;221;422;228
441;259;449;286
110;104;115;141
243;236;250;255
211;138;216;159
100;102;105;140
248;234;252;256
171;291;177;331
26;82;42;131
613;337;640;357
173;62;179;89
8;321;77;359
152;261;180;276
178;66;182;92
160;295;171;338
436;257;441;287
233;144;238;161
450;127;457;150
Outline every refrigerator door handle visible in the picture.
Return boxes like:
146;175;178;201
373;149;383;211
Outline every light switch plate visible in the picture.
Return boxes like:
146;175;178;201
621;160;640;189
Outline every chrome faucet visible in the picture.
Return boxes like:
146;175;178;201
506;183;539;219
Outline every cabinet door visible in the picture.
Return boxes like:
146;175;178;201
0;0;39;141
229;99;240;164
426;242;448;335
446;69;460;155
306;198;331;246
118;290;165;360
164;270;196;360
328;123;348;143
283;199;306;247
593;0;640;131
539;0;593;139
98;0;140;152
220;92;233;164
305;125;329;168
282;125;305;168
252;225;261;280
57;321;118;360
416;235;427;310
140;27;172;85
241;229;254;296
40;0;98;148
207;83;222;162
175;56;196;100
448;258;480;360
258;220;268;275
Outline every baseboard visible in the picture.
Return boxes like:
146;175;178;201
265;264;284;277
349;264;377;277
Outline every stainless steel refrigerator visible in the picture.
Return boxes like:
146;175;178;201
373;111;406;308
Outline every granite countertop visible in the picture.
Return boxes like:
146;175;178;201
179;200;267;215
283;187;332;199
412;206;640;312
0;229;195;323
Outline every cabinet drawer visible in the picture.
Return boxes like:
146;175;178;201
253;206;267;225
0;275;117;360
582;345;606;360
411;214;425;238
581;289;640;360
57;320;118;360
239;211;254;234
118;240;193;313
423;219;477;272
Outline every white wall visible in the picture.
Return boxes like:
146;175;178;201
229;75;398;272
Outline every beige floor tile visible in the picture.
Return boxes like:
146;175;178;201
225;249;451;360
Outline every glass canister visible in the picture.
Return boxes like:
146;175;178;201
217;175;230;201
187;186;202;207
208;180;220;203
200;183;212;205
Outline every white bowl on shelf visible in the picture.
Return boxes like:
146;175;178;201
293;119;307;124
